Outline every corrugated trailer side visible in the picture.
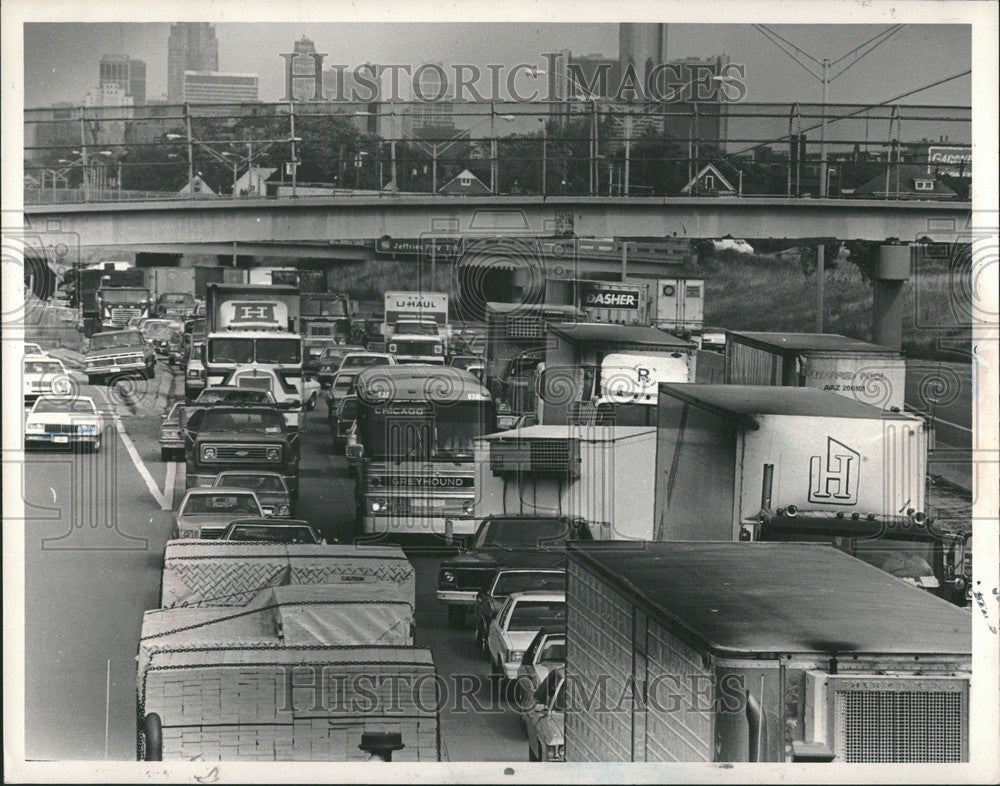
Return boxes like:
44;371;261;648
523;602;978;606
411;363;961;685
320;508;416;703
724;337;785;385
140;646;440;761
565;553;636;761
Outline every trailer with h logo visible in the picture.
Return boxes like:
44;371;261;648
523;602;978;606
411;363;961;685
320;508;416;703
653;384;968;604
204;284;304;427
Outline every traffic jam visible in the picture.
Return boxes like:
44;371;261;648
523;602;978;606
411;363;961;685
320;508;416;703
22;253;973;765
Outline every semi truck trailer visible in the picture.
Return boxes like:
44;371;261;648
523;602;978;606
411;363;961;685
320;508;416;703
564;541;971;763
724;331;907;410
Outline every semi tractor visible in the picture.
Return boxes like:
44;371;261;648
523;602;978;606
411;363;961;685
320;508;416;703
564;541;971;763
204;284;304;422
484;302;584;430
67;268;145;335
653;383;969;604
95;283;153;330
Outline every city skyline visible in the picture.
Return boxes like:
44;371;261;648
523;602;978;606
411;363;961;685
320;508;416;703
24;22;970;108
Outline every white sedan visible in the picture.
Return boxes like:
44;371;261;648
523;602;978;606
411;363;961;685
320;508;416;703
24;395;104;451
487;591;567;684
23;355;73;403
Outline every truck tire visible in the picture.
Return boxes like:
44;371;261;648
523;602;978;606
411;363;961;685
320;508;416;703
447;606;464;629
144;362;155;380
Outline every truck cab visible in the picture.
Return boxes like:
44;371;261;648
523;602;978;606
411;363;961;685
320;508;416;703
83;329;156;384
184;405;300;498
96;285;152;330
387;319;446;365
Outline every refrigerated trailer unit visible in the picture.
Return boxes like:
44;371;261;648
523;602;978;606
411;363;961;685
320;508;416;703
538;323;696;426
724;331;906;410
564;541;971;763
474;425;658;541
654;384;929;542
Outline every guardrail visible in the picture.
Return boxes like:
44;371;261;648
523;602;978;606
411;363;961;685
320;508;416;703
24;100;971;204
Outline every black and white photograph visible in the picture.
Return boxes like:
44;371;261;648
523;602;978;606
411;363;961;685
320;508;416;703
2;0;997;782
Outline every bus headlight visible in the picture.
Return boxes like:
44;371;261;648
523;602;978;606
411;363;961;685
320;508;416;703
370;499;385;513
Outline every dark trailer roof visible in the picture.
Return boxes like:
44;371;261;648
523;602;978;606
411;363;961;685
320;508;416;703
658;383;915;420
550;323;694;349
726;331;900;356
486;302;584;316
568;542;970;658
354;365;490;404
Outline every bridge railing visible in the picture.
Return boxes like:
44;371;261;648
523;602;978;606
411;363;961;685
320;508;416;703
23;100;971;204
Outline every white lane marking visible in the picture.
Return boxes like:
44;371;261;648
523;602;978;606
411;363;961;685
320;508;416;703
164;461;177;510
88;381;172;510
104;659;112;760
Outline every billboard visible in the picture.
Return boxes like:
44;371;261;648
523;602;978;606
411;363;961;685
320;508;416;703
927;146;972;177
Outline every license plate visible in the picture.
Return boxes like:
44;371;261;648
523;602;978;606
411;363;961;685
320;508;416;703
53;435;69;444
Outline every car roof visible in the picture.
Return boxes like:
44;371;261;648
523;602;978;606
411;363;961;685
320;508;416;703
34;394;95;405
216;470;284;478
183;487;260;497
226;518;313;528
23;354;61;362
507;591;566;603
344;352;392;358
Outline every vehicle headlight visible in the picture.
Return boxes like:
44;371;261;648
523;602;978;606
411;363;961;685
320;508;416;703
187;368;203;380
544;743;565;761
276;504;291;516
441;570;455;584
462;499;475;515
266;448;280;461
388;343;398;353
507;650;524;663
77;423;97;434
178;527;200;539
433;345;443;354
202;446;217;460
370;500;384;513
25;422;44;431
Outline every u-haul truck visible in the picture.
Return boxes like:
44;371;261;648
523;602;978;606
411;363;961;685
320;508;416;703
383;291;449;364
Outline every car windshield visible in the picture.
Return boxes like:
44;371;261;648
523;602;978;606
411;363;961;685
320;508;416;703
226;525;315;543
182;493;261;516
507;600;565;631
24;360;63;374
394;322;438;336
90;332;144;350
218;474;286;492
538;640;566;663
494;572;566;596
197;389;270;404
200;410;285;433
451;356;478;369
342;355;391;368
165;402;182;420
476;519;573;548
34;398;96;414
334;373;358;391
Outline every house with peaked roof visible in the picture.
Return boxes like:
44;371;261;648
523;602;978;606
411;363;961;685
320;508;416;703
681;163;736;196
854;164;958;200
177;174;216;196
234;166;277;197
438;168;492;195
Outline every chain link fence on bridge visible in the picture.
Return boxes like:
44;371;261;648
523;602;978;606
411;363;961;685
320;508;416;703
23;101;971;204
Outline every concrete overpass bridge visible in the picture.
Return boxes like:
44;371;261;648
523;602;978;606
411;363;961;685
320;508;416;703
25;194;970;255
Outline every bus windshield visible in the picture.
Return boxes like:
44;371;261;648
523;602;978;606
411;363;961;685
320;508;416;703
357;401;493;461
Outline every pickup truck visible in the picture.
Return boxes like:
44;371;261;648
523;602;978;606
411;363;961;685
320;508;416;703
436;515;591;628
184;405;300;498
83;329;156;385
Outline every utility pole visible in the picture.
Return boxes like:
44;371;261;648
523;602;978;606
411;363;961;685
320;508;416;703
489;103;497;193
79;111;90;201
184;103;194;191
815;243;825;332
819;58;829;197
289;103;298;198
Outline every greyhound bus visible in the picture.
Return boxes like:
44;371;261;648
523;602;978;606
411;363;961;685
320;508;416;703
352;365;495;540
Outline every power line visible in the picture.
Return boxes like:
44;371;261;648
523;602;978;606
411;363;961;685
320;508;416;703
751;25;823;80
754;25;824;67
830;26;905;81
830;24;903;67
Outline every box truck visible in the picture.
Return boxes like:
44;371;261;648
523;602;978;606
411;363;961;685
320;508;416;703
724;331;907;410
383;291;450;363
474;425;658;541
564;541;971;763
537;323;696;426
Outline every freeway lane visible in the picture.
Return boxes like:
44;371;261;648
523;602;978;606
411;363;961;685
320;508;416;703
24;375;526;762
23;367;180;761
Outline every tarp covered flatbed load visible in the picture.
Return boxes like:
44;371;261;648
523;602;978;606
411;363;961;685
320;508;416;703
138;583;415;684
140;645;440;761
160;541;415;609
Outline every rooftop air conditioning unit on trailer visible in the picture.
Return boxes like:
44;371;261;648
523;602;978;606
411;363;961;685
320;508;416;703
489;437;581;478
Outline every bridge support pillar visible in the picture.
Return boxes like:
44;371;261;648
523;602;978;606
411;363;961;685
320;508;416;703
872;244;911;351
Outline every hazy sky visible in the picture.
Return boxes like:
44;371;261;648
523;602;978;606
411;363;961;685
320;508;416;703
23;22;970;107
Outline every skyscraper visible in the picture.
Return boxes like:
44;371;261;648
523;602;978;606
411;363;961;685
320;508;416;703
183;72;258;104
99;54;146;105
167;23;219;103
619;22;668;84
